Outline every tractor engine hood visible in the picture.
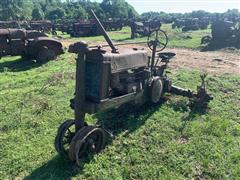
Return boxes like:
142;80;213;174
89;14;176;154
86;47;149;73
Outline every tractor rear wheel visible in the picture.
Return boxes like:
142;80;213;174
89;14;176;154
150;78;163;103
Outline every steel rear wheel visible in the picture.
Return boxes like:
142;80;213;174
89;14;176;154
54;119;75;158
69;126;106;166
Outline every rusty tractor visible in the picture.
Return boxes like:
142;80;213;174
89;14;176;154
29;20;54;34
54;10;213;166
103;19;124;31
0;21;21;29
172;18;209;32
69;21;100;37
130;20;162;39
201;20;240;48
0;29;64;62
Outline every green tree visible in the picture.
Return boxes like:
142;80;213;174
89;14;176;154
101;0;138;19
32;8;44;20
65;3;87;19
46;7;65;21
0;0;32;20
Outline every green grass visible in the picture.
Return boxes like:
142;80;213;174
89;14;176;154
161;24;211;49
0;49;239;179
55;24;211;49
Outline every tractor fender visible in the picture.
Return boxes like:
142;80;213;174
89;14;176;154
26;37;63;56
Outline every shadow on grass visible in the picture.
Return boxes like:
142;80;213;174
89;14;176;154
0;57;48;72
165;95;210;135
25;100;166;179
96;100;167;136
24;156;80;180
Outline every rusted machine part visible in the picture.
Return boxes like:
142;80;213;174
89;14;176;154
68;126;106;166
74;43;88;131
189;74;213;110
170;74;213;110
90;9;118;53
189;85;213;110
170;86;193;98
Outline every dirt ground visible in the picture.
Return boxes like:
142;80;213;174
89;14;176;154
120;45;240;75
63;39;239;75
166;48;240;75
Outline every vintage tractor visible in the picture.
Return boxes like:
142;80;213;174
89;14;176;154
103;19;124;31
201;20;240;48
29;20;54;34
182;18;200;32
54;10;212;166
130;20;162;39
0;21;21;29
0;29;63;62
69;21;101;37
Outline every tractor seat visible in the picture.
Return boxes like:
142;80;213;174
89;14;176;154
158;52;176;62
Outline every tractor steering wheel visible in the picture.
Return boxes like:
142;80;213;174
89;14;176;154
147;29;168;52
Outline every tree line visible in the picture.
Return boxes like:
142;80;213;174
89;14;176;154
141;9;240;23
0;0;139;21
0;1;239;23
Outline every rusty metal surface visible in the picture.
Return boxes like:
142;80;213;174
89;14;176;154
0;28;63;60
90;10;118;53
86;47;148;73
55;11;214;163
0;29;10;35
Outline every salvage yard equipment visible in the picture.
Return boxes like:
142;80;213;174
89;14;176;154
0;29;64;62
0;21;21;29
69;21;100;37
201;19;240;48
130;20;162;39
69;19;124;37
172;18;209;32
54;10;213;166
29;20;54;34
103;19;124;31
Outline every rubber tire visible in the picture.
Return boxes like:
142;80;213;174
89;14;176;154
150;78;163;103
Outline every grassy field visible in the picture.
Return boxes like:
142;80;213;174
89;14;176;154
56;24;211;49
1;26;240;179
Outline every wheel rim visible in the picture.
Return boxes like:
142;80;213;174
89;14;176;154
69;126;106;166
54;120;75;158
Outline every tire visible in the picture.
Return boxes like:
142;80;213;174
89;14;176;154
36;46;57;62
150;78;163;103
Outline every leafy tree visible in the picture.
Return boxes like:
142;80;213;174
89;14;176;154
46;7;65;21
64;3;87;20
101;0;138;19
0;0;32;20
32;8;44;20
